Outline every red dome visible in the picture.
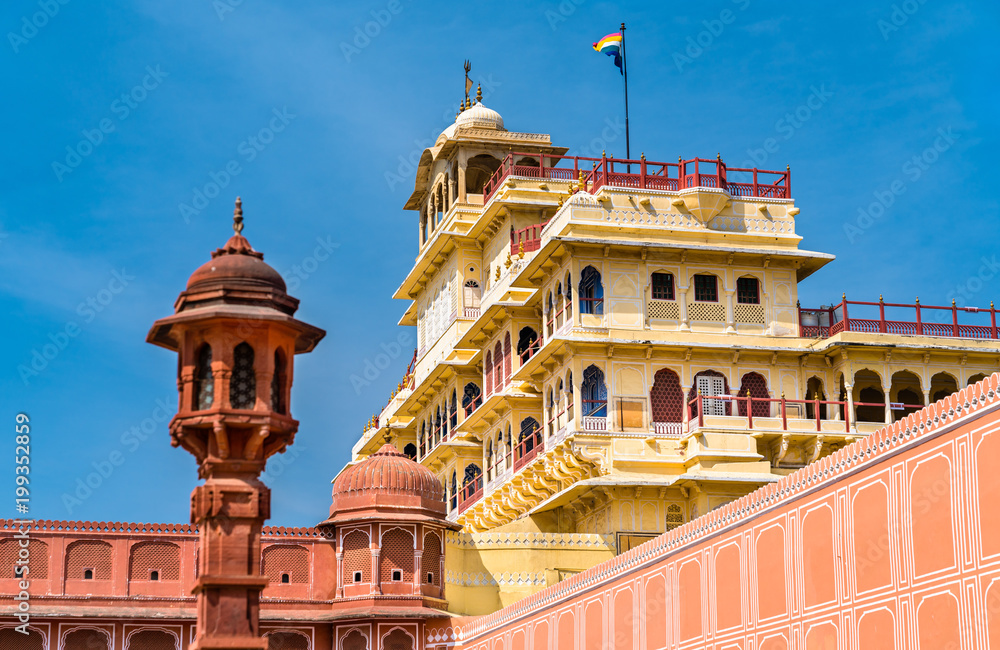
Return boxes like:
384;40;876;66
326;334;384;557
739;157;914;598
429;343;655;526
333;444;441;500
186;233;287;293
323;443;447;526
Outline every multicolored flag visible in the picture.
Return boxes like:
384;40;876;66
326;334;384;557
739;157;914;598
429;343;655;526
592;32;623;74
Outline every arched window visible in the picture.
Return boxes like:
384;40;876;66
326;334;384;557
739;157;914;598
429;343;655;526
434;407;442;446
566;371;575;419
266;632;309;650
737;372;770;417
517;327;539;364
403;443;417;460
464;279;481;311
857;386;885;423
581;365;607;417
271;348;287;414
486;440;494;480
736;276;760;304
380;528;414;583
230;342;256;409
461;463;483;505
261;544;309;584
693;274;719;302
579;266;604;315
493;342;503;389
546;291;554;335
503;333;512;383
466;154;502;194
342;530;370;585
565;272;573;319
195;344;213;410
650;368;684;423
125;630;177;650
450;471;458;510
505;425;513;466
129;542;180;581
518;417;541;458
462;382;483;414
64;629;110;650
651;272;675;300
485;351;494;395
422;532;442;586
805;376;827;421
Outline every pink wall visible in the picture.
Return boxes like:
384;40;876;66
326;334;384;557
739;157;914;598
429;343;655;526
437;374;1000;650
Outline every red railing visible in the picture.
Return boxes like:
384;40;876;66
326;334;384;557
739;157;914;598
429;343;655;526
512;430;542;472
457;477;483;513
510;221;549;255
800;297;999;340
483;152;791;203
519;337;542;364
687;394;924;433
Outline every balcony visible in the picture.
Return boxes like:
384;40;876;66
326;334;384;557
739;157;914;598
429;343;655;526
457;478;483;513
800;297;999;340
510;220;549;256
483;152;791;204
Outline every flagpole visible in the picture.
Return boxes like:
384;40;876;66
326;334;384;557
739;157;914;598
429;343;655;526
621;22;631;163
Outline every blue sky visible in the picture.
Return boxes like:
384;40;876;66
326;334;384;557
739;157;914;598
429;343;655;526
2;1;996;527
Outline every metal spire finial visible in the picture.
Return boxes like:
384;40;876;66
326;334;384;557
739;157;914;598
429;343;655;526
233;197;244;234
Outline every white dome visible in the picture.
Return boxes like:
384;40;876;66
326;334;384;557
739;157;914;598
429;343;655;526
454;102;505;131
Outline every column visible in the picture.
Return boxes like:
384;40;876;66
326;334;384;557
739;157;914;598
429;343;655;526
335;552;344;598
725;290;736;334
418;209;426;245
678;286;690;331
458;162;467;203
371;548;381;595
883;380;892;424
412;549;423;595
845;382;855;431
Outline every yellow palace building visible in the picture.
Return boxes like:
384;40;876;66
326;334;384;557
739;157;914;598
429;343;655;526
346;90;1000;615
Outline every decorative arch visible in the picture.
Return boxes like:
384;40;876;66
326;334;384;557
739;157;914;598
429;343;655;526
466;154;502;194
128;541;180;581
462;382;483;414
464;279;481;311
494;342;504;391
485;351;494;395
65;540;113;580
968;372;988;386
341;628;368;650
0;538;47;578
931;371;960;403
265;630;310;650
63;627;111;650
517;326;540;363
687;370;731;416
450;389;458;427
0;626;46;650
403;443;417;460
124;628;179;650
735;274;762;304
422;531;442;586
737;372;770;417
503;333;512;382
381;628;415;650
582;365;607;417
341;529;370;585
230;342;256;409
890;370;923;421
650;368;684;423
380;527;414;583
805;375;827;421
261;544;309;584
854;368;885;423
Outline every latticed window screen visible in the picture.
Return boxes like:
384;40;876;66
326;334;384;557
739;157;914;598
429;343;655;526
65;540;113;580
380;528;414;583
0;628;44;650
64;629;110;650
262;545;309;584
738;372;771;417
271;349;287;414
422;532;442;585
342;530;370;584
195;344;213;410
0;539;48;578
665;504;684;531
651;272;674;300
734;303;765;324
650;369;684;423
129;542;180;580
266;632;309;650
382;630;414;650
230;342;256;409
125;630;177;650
342;630;367;650
647;300;680;320
693;274;718;302
736;276;760;304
